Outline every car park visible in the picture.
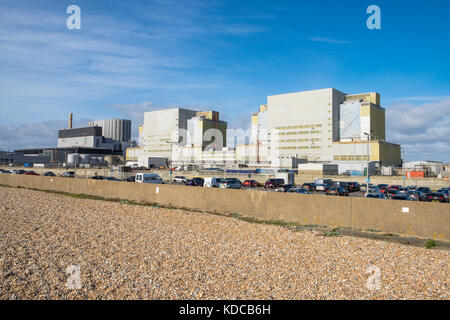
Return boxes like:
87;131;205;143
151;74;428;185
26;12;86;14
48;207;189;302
326;187;349;196
287;188;311;194
365;193;387;199
426;192;448;203
173;176;187;183
264;178;285;189
61;171;75;178
242;180;262;188
219;178;242;189
275;184;295;192
204;177;222;188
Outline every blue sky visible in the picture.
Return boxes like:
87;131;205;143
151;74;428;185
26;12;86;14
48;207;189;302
0;0;449;162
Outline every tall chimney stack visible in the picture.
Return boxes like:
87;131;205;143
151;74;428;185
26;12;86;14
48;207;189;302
69;113;73;129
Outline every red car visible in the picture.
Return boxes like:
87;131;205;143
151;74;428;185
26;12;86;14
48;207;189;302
242;180;262;188
264;178;285;189
24;171;39;176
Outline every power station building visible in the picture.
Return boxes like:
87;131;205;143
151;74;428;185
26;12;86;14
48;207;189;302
88;119;132;143
127;88;402;171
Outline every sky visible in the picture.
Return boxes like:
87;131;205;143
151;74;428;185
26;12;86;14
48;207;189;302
0;0;449;162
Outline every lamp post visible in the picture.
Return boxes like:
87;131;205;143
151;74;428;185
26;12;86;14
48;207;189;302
164;140;177;183
363;132;372;194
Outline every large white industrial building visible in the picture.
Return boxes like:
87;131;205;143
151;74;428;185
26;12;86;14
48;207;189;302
128;88;402;171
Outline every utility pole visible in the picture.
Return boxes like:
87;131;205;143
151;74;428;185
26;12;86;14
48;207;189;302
364;131;372;194
164;140;177;183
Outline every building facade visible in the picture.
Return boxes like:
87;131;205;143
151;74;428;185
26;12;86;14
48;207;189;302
88;119;132;142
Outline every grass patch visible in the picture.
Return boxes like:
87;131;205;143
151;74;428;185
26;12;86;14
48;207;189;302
425;239;437;249
323;227;342;237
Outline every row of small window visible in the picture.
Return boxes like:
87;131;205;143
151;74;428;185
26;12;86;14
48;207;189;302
278;146;321;150
333;155;370;161
279;138;321;143
278;130;322;135
275;124;322;130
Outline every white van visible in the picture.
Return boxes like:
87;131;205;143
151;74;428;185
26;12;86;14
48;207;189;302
135;173;164;184
203;177;222;188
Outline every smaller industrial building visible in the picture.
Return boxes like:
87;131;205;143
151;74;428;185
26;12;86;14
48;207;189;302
13;147;120;167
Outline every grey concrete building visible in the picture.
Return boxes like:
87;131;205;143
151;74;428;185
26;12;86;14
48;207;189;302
88;119;131;142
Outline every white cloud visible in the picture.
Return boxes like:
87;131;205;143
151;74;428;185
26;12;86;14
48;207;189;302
0;118;92;151
386;99;450;162
308;36;352;44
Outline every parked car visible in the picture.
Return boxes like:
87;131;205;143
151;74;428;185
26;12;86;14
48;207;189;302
185;177;204;187
348;182;361;192
417;187;431;195
377;184;389;189
219;178;242;189
44;171;55;176
24;171;39;175
242;180;262;188
105;177;121;181
386;189;400;199
365;193;387;199
360;183;374;192
301;183;317;192
368;186;380;194
61;171;75;178
315;184;330;192
426;192;448;203
326;187;349;196
407;191;421;201
389;185;402;191
264;178;285;189
204;177;222;188
135;173;164;184
12;169;26;175
287;188;311;194
0;169;11;174
275;184;295;192
122;176;135;182
378;186;389;194
437;189;449;200
173;176;187;183
332;181;349;191
407;185;417;191
391;194;412;201
91;175;105;180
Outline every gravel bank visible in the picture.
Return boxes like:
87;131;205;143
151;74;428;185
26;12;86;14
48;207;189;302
0;187;448;299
